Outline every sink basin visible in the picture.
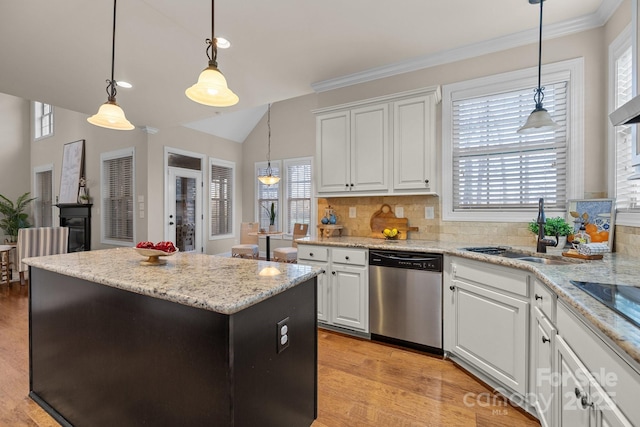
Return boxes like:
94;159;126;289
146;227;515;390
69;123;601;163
462;246;580;265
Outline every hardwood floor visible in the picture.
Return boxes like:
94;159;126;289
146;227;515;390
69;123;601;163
1;282;539;426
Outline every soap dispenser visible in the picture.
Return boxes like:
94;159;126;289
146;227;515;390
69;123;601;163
573;222;591;245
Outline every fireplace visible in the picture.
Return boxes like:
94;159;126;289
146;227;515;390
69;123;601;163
57;204;92;252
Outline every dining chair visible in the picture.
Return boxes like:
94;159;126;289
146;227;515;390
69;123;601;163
17;227;69;285
273;223;309;263
231;222;259;259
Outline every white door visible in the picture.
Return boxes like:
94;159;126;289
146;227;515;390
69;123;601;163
166;167;203;253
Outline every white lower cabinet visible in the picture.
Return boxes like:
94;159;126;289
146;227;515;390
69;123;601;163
444;256;530;396
298;244;368;333
532;307;557;427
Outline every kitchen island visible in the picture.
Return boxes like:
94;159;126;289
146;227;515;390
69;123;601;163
24;248;320;427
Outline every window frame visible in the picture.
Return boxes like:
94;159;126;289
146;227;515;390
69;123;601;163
282;157;314;238
33;101;54;140
32;164;55;228
608;24;640;227
442;58;584;222
100;147;136;246
255;160;282;231
209;157;235;240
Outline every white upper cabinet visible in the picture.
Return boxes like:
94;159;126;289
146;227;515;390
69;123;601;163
393;92;438;191
314;87;440;196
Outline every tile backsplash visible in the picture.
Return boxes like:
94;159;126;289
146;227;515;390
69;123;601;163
317;195;640;257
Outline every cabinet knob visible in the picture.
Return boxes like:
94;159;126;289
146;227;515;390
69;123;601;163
350;183;354;187
169;222;174;225
574;389;593;409
331;271;336;275
449;285;455;291
309;252;314;257
345;184;349;187
424;179;429;184
542;336;550;344
535;294;543;301
345;256;350;261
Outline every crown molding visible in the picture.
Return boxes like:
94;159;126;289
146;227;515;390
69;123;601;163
311;0;623;93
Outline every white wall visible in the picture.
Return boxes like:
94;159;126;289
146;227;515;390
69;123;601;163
0;93;31;242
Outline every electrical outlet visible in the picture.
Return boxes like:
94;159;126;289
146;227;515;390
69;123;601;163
349;207;356;218
396;206;404;218
277;317;290;353
425;206;434;219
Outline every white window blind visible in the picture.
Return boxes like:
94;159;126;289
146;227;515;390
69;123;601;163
102;150;134;243
452;82;568;211
614;46;640;212
34;102;53;139
284;159;312;235
34;168;53;227
210;159;234;237
256;162;280;230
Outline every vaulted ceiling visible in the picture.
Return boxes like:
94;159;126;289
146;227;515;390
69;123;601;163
0;0;617;141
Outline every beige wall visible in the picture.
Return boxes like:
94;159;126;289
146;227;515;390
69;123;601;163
0;93;31;242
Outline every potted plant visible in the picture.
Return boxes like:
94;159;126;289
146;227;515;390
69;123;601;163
0;192;36;243
263;202;276;231
528;216;572;248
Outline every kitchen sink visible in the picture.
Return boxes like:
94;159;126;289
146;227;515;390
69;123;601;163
462;246;580;265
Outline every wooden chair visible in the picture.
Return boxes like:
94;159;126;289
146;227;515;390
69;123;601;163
273;223;309;263
17;227;69;285
231;222;259;259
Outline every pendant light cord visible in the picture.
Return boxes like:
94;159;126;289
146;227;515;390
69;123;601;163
534;0;544;108
267;103;272;169
107;0;118;102
205;0;218;67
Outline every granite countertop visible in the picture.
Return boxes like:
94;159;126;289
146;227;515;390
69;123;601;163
23;247;320;315
298;236;640;367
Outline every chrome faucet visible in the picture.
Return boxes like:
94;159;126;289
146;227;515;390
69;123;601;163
536;198;557;253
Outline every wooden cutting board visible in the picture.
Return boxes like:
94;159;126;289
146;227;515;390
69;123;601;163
369;204;418;240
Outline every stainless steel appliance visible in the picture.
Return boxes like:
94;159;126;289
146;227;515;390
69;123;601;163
369;250;443;352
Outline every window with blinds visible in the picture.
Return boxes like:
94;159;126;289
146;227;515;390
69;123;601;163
34;102;53;139
256;161;281;230
34;167;53;227
613;45;640;212
452;82;568;211
284;158;312;235
210;159;234;237
101;149;134;244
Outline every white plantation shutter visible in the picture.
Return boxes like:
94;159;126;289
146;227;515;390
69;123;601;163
101;149;134;243
452;82;568;210
210;159;234;237
614;46;640;211
285;159;312;235
34;168;53;227
256;161;280;230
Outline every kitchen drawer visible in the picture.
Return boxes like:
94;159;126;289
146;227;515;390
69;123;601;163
331;248;367;266
533;280;555;322
451;257;529;298
297;245;329;262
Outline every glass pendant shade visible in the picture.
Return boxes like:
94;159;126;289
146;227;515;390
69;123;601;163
87;100;134;130
185;65;239;107
517;106;559;134
258;172;280;185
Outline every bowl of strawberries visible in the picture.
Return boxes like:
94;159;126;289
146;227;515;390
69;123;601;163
134;241;178;265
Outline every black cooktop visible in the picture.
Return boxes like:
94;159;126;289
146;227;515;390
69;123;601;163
570;281;640;328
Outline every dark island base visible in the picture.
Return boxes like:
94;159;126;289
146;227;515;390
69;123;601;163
29;267;317;427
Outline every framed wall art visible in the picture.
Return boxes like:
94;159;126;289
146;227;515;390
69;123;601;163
59;139;85;204
567;198;615;249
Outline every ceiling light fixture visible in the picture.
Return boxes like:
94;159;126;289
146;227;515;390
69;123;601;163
87;0;134;131
517;0;559;134
258;104;280;186
185;0;239;107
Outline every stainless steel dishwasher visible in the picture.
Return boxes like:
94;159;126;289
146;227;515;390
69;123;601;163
369;250;443;352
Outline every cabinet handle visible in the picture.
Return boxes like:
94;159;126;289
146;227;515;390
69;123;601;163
449;285;455;291
345;184;349;187
169;222;174;225
542;336;550;344
574;389;593;409
345;256;350;261
535;294;543;301
309;252;314;257
350;183;354;187
332;271;336;275
320;269;326;274
424;179;429;184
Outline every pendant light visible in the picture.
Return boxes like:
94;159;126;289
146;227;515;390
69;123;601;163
87;0;134;131
517;0;559;134
258;104;280;186
185;0;239;107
